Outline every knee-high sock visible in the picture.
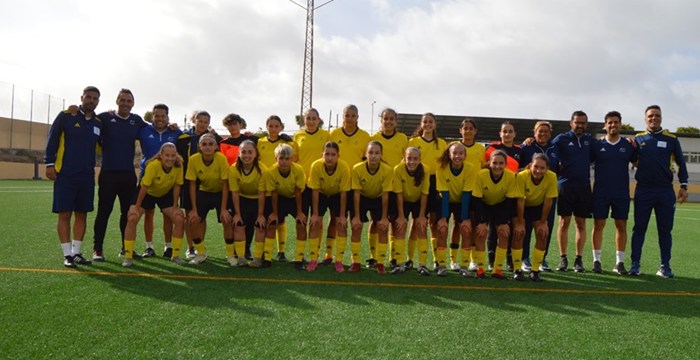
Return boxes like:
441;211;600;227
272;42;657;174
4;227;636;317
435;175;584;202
407;237;417;263
172;237;183;258
308;237;321;261
335;236;348;263
494;246;507;272
369;232;378;259
511;248;523;271
532;248;545;271
418;237;429;265
263;237;275;260
377;241;388;265
393;238;406;265
351;241;361;264
124;239;135;259
295;239;306;262
436;246;447;267
234;240;246;260
325;237;335;259
276;223;287;253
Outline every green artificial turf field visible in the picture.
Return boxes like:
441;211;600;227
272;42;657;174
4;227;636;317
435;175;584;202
0;180;698;359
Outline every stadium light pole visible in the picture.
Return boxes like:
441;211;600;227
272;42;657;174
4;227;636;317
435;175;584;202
370;100;376;133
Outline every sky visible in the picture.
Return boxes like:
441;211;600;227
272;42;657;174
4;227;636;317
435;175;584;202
1;0;699;135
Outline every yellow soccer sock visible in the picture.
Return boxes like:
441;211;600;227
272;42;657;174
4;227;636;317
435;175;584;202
295;239;306;262
512;248;523;271
277;223;287;253
417;237;429;265
194;241;206;255
369;232;378;259
461;247;471;267
532;248;545;271
470;247;476;264
494;246;507;272
263;237;275;260
254;240;265;259
124;239;135;259
436;247;447;267
335;236;348;263
449;246;459;264
388;235;396;262
393;238;406;265
234;240;246;260
308;237;321;261
475;250;486;272
325;237;335;260
431;237;438;261
377;241;388;265
225;241;235;257
407;237;417;263
350;241;362;264
172;237;183;258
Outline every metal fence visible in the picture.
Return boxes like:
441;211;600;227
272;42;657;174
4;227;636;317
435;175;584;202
0;81;66;150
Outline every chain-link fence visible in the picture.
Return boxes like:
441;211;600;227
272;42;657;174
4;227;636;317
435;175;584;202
0;81;66;150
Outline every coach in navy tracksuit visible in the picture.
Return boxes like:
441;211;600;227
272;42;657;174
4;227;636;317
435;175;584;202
630;105;689;278
92;89;148;260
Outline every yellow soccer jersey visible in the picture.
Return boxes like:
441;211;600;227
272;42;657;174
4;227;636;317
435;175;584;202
464;141;487;170
308;158;351;196
266;162;306;198
142;159;184;198
370;132;408;168
330;127;370;167
472;168;518;206
228;162;268;199
294;128;330;177
515;169;558;207
407;136;447;175
257;137;296;168
436;163;476;203
185;152;229;193
352;161;393;199
393;163;430;203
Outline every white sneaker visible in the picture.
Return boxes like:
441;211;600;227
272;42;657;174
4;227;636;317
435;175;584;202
450;262;461;271
237;257;249;267
121;258;133;267
189;254;208;264
227;256;237;267
186;247;196;259
521;258;532;272
171;257;186;265
468;262;478;271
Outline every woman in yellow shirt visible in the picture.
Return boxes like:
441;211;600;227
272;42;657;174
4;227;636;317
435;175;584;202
122;143;185;267
185;133;231;264
350;141;393;274
471;150;519;279
459;118;487;271
391;147;430;275
512;153;558;282
307;142;352;272
265;143;308;270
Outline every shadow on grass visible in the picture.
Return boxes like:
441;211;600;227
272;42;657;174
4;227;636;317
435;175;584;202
83;255;700;321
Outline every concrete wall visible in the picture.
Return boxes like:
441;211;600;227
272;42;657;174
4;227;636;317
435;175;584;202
0;116;51;151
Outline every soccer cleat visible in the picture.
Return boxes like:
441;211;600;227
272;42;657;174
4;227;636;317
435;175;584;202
237;257;249;267
142;247;156;258
334;261;345;273
487;263;494;272
249;258;262;268
227;256;237;267
306;260;319;272
656;265;675;279
521;258;532;272
276;252;288;262
556;257;569;272
92;250;105;262
119;249;141;259
348;263;361;273
245;252;253;261
475;269;486;279
73;253;92;265
391;264;405;275
613;262;628;275
458;268;470;279
417;265;431;276
293;261;306;271
171;257;186;265
629;262;641;276
468;262;478;272
506;254;514;272
189;254;208;264
376;264;386;275
365;258;377;269
63;255;76;268
121;258;133;267
491;270;507;280
529;270;543;282
404;260;414;270
162;247;172;258
436;266;448;277
574;257;585;273
322;257;333;265
539;260;552;272
450;262;461;271
262;260;272;268
186;247;196;259
592;260;602;274
513;270;526;281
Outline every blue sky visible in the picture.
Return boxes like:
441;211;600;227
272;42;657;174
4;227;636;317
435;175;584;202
1;0;698;135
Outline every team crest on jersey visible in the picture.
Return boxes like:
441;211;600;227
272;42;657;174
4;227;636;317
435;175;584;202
129;120;136;125
74;123;81;127
155;176;161;181
619;148;626;153
584;141;589;145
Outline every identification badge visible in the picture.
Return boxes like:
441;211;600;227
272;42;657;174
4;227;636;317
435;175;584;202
93;127;101;136
657;141;666;148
